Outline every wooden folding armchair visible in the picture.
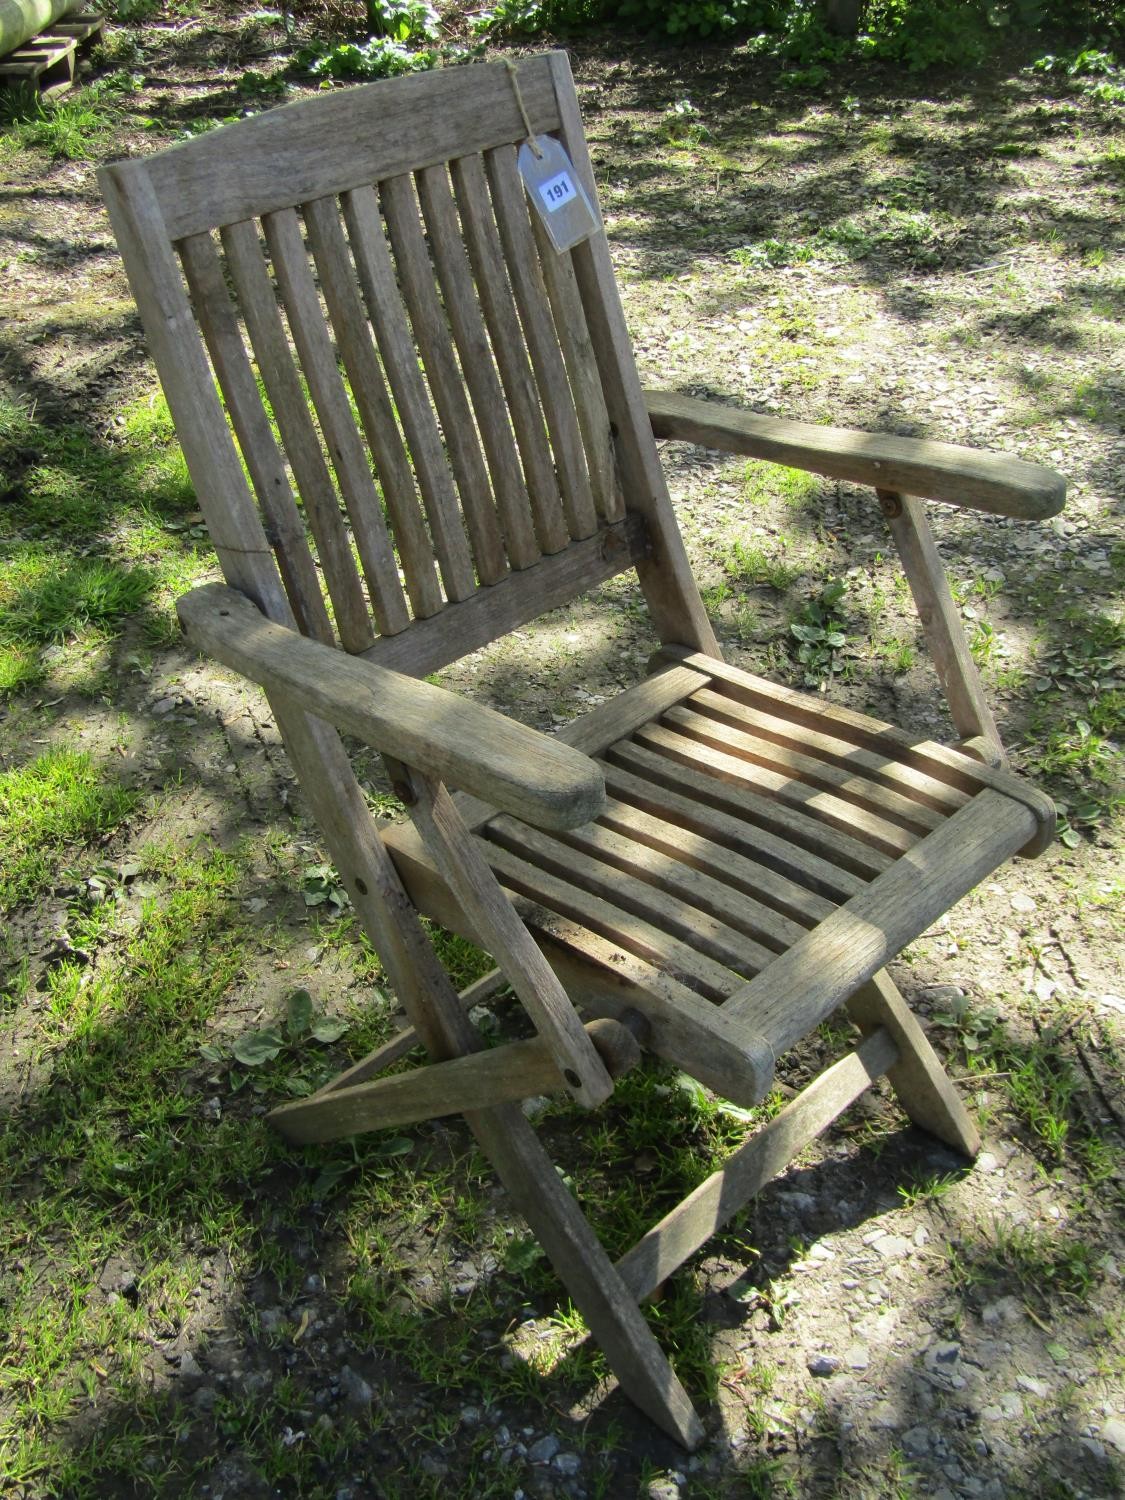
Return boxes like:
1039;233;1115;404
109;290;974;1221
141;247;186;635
99;53;1065;1447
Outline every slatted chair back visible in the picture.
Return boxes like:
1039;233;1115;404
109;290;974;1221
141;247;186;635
98;53;716;678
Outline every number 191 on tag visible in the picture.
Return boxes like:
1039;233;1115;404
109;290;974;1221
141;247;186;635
538;171;577;213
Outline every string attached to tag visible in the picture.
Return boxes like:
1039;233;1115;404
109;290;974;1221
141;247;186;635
506;60;600;253
505;58;543;161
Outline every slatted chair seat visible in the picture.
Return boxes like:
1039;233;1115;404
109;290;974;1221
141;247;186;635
101;51;1065;1449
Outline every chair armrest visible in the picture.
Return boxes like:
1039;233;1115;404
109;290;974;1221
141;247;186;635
177;583;606;832
645;390;1065;520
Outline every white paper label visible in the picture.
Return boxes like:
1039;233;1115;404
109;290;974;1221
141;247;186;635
538;171;577;213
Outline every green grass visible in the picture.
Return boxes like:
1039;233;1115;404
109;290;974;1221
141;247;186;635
0;390;205;694
0;749;136;912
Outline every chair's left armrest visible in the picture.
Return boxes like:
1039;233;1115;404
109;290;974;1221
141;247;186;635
177;583;605;832
645;390;1066;520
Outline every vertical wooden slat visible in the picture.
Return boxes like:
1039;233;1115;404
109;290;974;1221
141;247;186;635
261;206;410;637
416;164;539;573
341;184;475;603
98;164;292;629
179;231;335;646
221;218;375;653
546;52;718;654
302;194;442;620
380;172;508;586
530;215;623;524
450;152;569;557
484;144;599;542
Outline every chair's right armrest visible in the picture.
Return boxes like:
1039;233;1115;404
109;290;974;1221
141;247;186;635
177;583;605;832
645;390;1066;520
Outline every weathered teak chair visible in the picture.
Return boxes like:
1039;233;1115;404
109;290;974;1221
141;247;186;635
99;54;1065;1446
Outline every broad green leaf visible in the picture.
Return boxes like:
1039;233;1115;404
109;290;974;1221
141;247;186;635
286;988;314;1039
311;1016;349;1043
232;1028;284;1066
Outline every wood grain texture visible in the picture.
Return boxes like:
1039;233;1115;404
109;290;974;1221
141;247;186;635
404;771;615;1109
451;151;569;556
655;647;1056;857
341;183;476;602
269;1016;638;1143
262;206;410;635
417;163;540;572
847;971;980;1157
381;171;508;585
139;56;563;241
547;52;719;655
485;143;599;541
178;583;606;831
880;488;1005;761
531;213;622;524
219;217;375;652
646;390;1067;520
178;230;334;647
614;1028;899;1301
722;789;1037;1053
303;194;443;620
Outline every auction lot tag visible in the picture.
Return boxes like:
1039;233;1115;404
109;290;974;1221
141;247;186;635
517;135;600;253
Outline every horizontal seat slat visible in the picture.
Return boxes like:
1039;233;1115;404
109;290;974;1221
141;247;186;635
631;722;897;876
690;685;968;816
593;779;832;930
604;742;869;901
488;816;775;978
483;840;741;1002
673;695;944;836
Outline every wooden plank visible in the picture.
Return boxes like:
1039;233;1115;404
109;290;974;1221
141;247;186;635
381;171;508;585
0;34;75;93
341;184;475;603
139;57;562;242
645;390;1067;521
484;144;599;542
219;217;375;652
416;163;539;573
655;646;1056;857
614;1028;899;1302
405;771;614;1109
550;804;805;952
879;489;1005;762
302;194;443;620
632;721;898;875
177;583;606;832
482;839;742;1002
847;971;980;1158
548;51;718;657
361;515;648;679
531;214;623;524
262;206;410;636
451;152;569;556
97;165;293;629
269;1016;639;1143
674;694;944;837
178;231;335;648
606;740;870;902
488;814;778;976
591;786;830;931
688;683;967;817
722;789;1037;1055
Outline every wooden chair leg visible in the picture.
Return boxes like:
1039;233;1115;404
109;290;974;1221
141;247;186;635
268;702;705;1447
468;1102;706;1450
847;969;981;1158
